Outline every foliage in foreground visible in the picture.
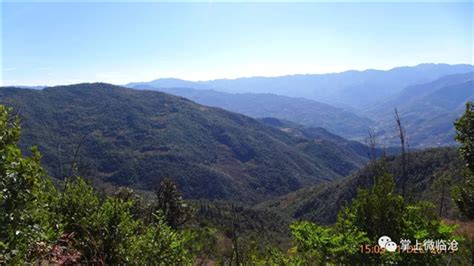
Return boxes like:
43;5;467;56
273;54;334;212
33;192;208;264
0;105;193;264
288;169;459;264
452;101;474;219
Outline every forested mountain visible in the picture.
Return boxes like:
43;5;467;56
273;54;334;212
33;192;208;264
126;85;374;138
0;83;370;203
257;118;378;176
128;63;474;109
365;72;474;147
258;147;464;224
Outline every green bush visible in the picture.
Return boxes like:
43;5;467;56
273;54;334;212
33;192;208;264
0;105;193;264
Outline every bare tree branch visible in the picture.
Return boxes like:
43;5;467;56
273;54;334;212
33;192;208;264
394;108;408;197
67;132;91;181
364;128;378;166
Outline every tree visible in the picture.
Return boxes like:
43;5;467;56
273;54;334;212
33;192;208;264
0;105;193;264
433;173;451;217
289;165;457;264
452;101;474;219
395;108;408;197
290;220;368;264
0;105;60;263
350;171;404;242
129;214;192;265
455;101;474;173
155;178;193;229
57;177;193;264
182;225;218;266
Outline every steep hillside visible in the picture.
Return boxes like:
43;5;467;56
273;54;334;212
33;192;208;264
257;118;379;176
258;147;463;224
125;86;374;138
366;72;474;147
128;63;474;109
0;83;369;203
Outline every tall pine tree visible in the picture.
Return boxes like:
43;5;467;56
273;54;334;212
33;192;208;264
452;101;474;219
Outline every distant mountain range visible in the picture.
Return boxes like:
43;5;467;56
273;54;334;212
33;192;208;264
126;85;375;138
127;63;474;109
0;83;373;203
128;64;474;148
366;72;474;147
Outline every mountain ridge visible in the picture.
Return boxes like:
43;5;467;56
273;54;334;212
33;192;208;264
127;63;474;109
0;83;372;203
366;72;474;147
128;67;474;148
125;85;375;138
257;147;464;224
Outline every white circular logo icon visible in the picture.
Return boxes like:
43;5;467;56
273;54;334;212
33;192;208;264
385;241;397;252
378;236;392;248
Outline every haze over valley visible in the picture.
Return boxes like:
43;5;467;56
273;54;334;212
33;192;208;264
128;63;474;148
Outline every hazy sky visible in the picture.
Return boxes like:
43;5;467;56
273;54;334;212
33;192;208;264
2;2;473;86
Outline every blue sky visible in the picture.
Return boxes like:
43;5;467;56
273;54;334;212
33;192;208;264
2;2;473;86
